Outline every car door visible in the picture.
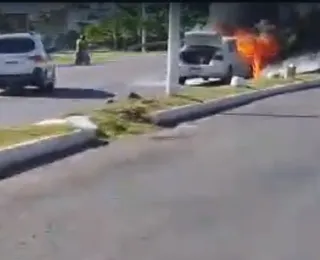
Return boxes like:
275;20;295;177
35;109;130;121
226;40;250;77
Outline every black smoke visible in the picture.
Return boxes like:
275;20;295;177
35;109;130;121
209;3;320;58
209;3;279;28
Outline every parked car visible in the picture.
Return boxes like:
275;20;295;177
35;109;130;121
178;31;252;85
0;32;56;94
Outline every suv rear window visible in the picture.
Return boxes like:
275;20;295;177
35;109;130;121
0;37;35;54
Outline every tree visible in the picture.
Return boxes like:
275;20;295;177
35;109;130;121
85;4;153;50
182;3;208;31
83;3;210;50
85;23;107;43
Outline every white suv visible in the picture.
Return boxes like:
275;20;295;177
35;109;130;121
0;32;56;94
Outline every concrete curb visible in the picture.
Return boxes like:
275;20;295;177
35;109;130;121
150;79;320;127
0;116;98;172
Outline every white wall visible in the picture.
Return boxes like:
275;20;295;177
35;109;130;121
0;2;118;33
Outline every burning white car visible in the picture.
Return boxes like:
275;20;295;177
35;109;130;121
179;30;252;85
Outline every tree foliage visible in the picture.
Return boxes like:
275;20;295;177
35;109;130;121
83;3;209;51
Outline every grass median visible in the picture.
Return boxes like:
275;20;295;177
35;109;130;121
85;73;320;140
2;73;318;148
52;51;161;65
0;124;73;149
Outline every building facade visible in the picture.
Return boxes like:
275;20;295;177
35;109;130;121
0;3;116;48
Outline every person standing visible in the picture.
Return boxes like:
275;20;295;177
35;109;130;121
75;34;90;65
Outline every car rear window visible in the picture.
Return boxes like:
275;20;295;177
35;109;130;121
180;45;221;64
0;37;35;54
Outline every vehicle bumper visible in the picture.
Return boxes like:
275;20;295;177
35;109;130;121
0;68;45;87
179;64;224;79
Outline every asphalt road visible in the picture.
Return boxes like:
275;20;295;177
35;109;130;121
2;49;318;127
0;53;167;127
1;87;320;259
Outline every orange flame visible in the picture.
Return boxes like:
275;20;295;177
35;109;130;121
214;24;280;79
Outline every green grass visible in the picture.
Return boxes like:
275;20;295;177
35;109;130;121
87;73;320;140
0;124;73;148
52;51;162;65
5;72;313;148
248;73;319;90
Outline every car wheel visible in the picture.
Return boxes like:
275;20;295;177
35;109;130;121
33;68;46;90
221;66;233;85
43;74;56;93
179;77;187;85
6;84;24;96
38;69;55;93
45;82;55;93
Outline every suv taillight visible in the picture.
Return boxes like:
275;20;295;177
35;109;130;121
28;55;44;63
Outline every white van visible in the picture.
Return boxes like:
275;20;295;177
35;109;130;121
179;31;252;85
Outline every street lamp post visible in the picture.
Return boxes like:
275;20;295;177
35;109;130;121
165;2;181;96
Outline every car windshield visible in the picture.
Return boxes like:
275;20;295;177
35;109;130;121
0;37;35;54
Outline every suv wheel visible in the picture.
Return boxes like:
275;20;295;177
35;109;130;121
45;81;55;93
33;68;46;90
37;69;55;93
179;77;187;85
6;84;24;96
46;70;56;93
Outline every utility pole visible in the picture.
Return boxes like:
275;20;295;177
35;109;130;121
165;3;181;96
141;3;147;53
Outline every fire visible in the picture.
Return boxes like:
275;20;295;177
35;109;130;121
214;23;280;79
235;29;279;78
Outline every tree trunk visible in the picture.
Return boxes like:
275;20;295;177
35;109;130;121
121;38;127;50
141;3;147;52
112;30;118;50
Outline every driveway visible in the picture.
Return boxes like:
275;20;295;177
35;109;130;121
1;88;320;259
